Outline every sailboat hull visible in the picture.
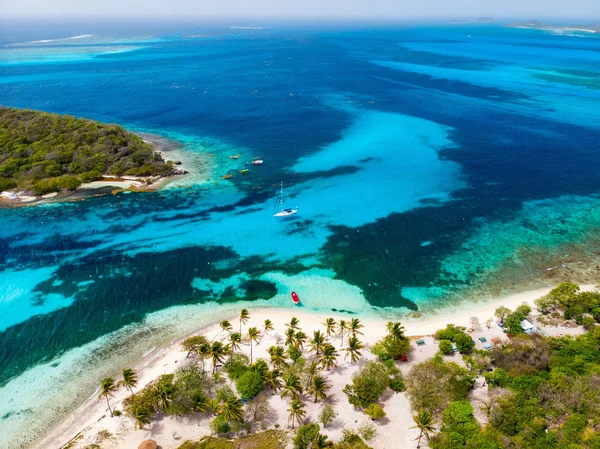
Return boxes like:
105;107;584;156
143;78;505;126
273;209;298;217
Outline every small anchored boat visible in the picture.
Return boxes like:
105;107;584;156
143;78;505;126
273;181;298;217
252;160;263;165
240;169;249;174
291;291;300;304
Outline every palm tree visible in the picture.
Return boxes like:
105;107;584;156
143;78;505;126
155;381;175;412
287;317;300;331
287;399;306;429
268;345;288;370
239;308;250;333
264;369;283;394
344;336;365;364
229;332;242;354
295;331;308;350
313;434;331;449
302;360;320;390
349;318;364;337
324;318;337;340
119;368;138;395
338;319;348;347
214;320;233;341
247;327;260;363
308;375;329;403
209;341;229;373
133;407;151;429
319;344;339;370
386;321;406;341
98;377;118;417
281;372;303;401
410;410;436;448
310;330;326;355
217;395;244;423
197;342;211;370
259;319;274;343
285;328;297;347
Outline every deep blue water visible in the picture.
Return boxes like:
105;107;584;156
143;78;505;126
1;19;600;446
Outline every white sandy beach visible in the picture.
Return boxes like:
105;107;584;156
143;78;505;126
32;284;595;449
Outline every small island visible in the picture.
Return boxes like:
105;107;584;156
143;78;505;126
0;107;185;203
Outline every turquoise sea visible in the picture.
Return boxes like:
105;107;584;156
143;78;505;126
1;19;600;447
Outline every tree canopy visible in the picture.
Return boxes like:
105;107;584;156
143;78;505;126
0;107;173;194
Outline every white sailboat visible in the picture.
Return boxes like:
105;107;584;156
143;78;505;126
273;181;298;217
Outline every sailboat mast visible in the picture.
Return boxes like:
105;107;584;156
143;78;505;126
280;181;284;205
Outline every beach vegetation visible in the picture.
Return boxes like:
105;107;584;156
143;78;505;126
239;309;250;333
176;430;287;449
357;422;376;441
434;324;475;354
98;377;118;417
336;430;374;449
301;360;320;390
494;306;511;322
371;321;410;361
281;372;303;401
310;330;326;355
118;368;138;395
268;345;289;370
0;107;173;194
247;327;260;363
405;356;476;418
344;336;365;364
295;331;308;350
260;319;274;344
324;318;337;339
293;423;321;449
209;341;231;373
244;395;272;427
307;374;329;403
438;339;453;355
287;344;303;363
349;318;364;337
410;410;436;448
263;369;283;394
183;335;209;358
287;317;300;331
343;361;389;409
235;370;264;400
363;403;386;420
319;343;339;370
287;399;306;429
318;403;337;428
338;320;349;347
228;332;242;355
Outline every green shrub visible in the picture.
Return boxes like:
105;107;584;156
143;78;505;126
80;170;103;183
293;423;320;449
357;421;377;441
364;403;386;420
0;177;16;191
210;415;231;436
343;361;389;408
389;377;405;392
235;371;264;400
439;339;454;355
223;354;250;380
318;404;337;428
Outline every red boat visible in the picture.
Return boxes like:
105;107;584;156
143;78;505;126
291;291;300;304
